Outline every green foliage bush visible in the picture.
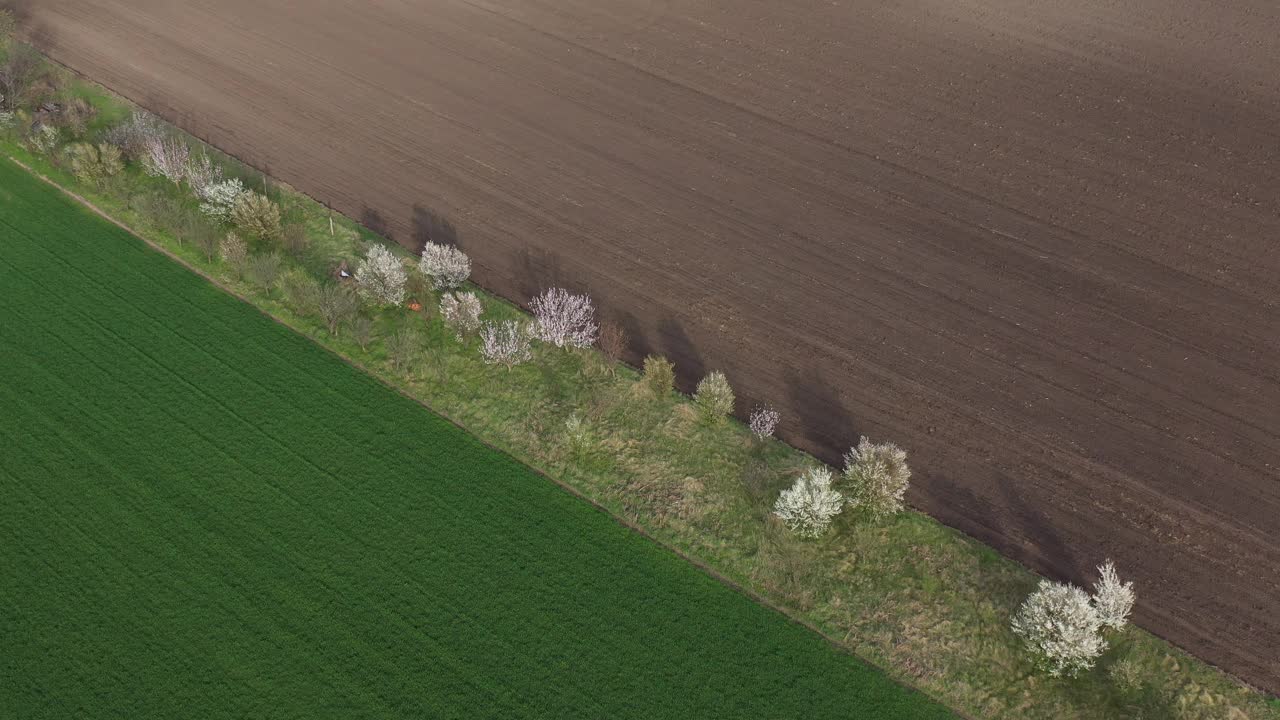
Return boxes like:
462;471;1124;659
280;269;320;316
840;437;911;521
231;189;282;241
642;354;675;397
66;142;122;186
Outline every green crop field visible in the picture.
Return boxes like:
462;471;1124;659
0;157;951;718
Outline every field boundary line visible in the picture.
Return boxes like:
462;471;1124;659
5;155;967;718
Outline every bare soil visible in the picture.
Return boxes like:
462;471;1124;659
24;0;1280;691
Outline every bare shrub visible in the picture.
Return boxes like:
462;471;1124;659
597;320;627;363
642;355;675;397
0;45;41;112
694;371;735;422
134;192;184;234
316;283;359;336
530;288;598;349
247;252;283;294
191;219;221;262
350;314;374;351
386;328;420;375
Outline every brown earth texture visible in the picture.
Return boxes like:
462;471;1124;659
17;0;1280;693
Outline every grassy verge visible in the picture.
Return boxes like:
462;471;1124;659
0;154;953;718
3;53;1275;720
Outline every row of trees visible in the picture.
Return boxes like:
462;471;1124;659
2;33;1141;682
771;436;912;537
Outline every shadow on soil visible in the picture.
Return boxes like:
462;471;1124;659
782;362;858;467
658;314;706;394
411;203;459;254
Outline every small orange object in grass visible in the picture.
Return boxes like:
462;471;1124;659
407;300;423;312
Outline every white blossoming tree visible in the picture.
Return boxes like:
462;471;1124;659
141;134;191;188
841;436;911;521
773;467;844;538
185;151;222;198
749;405;780;441
28;124;59;155
353;245;407;307
420;242;471;290
480;320;532;369
440;291;484;340
198;178;247;223
1011;580;1106;677
105;111;164;161
530;288;598;349
694;371;735;422
1092;559;1135;631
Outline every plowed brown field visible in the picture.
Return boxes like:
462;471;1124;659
21;0;1280;691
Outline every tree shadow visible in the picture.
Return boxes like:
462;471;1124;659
360;207;390;241
656;314;705;394
4;1;42;42
782;363;858;466
410;204;459;254
996;471;1082;585
0;0;30;19
511;244;568;301
23;22;54;50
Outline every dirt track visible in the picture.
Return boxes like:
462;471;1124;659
21;0;1280;691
